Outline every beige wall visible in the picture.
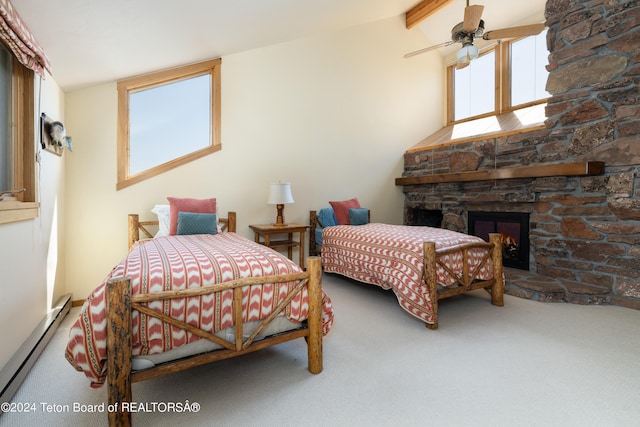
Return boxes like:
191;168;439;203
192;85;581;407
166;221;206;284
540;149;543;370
64;16;443;300
0;75;66;369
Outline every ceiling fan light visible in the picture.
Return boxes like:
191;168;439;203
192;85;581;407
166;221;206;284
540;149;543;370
456;45;479;63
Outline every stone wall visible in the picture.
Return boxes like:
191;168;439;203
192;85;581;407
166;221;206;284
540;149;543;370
400;0;640;309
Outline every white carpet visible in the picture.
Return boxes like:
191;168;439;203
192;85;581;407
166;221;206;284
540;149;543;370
2;272;639;427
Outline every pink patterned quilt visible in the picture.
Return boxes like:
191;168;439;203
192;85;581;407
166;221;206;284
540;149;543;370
65;233;334;387
321;223;494;325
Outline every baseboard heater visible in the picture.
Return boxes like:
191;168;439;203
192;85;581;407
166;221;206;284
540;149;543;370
0;293;71;406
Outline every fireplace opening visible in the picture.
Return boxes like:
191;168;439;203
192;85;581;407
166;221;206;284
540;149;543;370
406;208;443;228
468;211;530;270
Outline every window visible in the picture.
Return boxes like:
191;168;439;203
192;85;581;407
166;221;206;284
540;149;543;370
448;29;549;124
0;42;38;225
0;44;11;192
453;50;495;120
510;30;550;106
117;59;221;190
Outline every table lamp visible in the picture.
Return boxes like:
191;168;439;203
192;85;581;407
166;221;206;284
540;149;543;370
268;182;294;226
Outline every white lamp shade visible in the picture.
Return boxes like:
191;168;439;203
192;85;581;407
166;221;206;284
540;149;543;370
268;183;294;204
456;45;479;63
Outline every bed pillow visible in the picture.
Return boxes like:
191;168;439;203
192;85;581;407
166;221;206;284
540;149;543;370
329;198;361;225
151;204;171;237
177;212;218;235
349;208;369;226
167;197;217;235
317;207;338;228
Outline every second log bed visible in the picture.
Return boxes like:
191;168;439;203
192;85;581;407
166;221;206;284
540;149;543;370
310;210;504;330
65;212;333;427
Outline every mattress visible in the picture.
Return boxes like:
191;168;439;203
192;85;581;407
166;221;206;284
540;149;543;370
132;316;302;370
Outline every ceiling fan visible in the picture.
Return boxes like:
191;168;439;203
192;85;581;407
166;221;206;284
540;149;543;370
404;1;545;69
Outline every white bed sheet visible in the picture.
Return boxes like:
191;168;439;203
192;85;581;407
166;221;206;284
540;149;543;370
132;316;302;370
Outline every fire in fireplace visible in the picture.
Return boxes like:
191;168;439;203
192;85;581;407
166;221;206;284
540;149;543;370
468;211;530;270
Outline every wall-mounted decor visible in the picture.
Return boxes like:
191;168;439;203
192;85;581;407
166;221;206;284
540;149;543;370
40;113;72;156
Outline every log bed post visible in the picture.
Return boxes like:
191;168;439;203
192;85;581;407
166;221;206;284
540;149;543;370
128;214;139;251
309;211;318;257
306;256;323;374
423;241;439;330
106;277;133;427
226;212;237;233
489;233;505;307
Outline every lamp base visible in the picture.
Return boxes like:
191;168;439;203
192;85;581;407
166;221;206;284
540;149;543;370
273;204;287;226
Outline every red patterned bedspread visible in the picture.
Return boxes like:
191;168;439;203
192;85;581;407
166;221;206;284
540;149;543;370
65;233;334;387
321;223;494;325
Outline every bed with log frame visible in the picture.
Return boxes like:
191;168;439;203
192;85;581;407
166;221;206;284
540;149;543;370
65;212;332;427
310;210;504;330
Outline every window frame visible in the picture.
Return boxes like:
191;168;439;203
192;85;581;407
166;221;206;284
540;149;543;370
116;59;221;190
0;47;38;225
446;34;549;126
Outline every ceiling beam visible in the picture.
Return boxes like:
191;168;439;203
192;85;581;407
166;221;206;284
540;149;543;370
406;0;454;29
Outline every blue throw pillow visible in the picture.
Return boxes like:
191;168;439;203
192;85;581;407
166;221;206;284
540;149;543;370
177;212;218;235
349;208;369;226
317;207;338;227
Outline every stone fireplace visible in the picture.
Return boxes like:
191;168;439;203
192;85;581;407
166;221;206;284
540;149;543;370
397;0;640;310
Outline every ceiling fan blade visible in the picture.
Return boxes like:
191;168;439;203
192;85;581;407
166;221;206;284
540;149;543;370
483;23;546;40
463;5;484;32
456;61;471;70
403;40;456;58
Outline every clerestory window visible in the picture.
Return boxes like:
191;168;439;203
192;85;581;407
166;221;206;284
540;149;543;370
448;29;549;124
116;59;221;190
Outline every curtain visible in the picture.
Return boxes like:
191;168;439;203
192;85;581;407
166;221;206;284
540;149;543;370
0;0;51;78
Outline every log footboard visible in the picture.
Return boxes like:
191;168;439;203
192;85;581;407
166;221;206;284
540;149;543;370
423;233;504;330
106;257;324;427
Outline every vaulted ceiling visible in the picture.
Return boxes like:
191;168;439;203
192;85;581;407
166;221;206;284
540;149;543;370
11;0;544;91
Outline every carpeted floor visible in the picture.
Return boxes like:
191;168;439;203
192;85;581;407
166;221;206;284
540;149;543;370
2;272;639;427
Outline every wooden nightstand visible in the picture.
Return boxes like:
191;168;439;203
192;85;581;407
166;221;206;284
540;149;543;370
250;223;309;267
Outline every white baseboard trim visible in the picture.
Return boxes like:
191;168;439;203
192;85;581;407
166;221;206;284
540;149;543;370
0;293;71;407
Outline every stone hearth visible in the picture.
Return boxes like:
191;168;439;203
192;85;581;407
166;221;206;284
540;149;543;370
505;268;611;305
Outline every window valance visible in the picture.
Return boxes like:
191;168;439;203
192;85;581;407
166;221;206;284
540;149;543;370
0;0;51;78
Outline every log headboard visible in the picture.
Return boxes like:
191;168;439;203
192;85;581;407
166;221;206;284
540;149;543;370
127;211;237;250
